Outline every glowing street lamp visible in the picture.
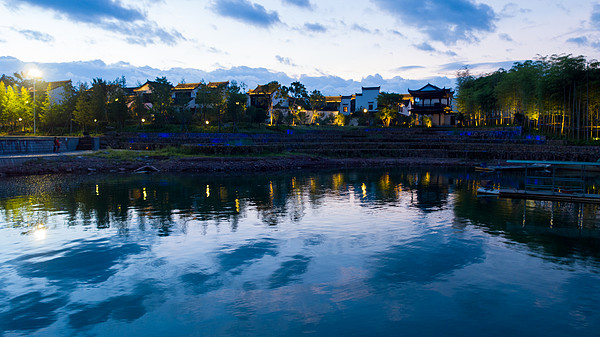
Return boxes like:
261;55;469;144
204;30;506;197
28;68;42;135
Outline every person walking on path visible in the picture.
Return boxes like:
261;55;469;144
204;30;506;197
53;137;60;153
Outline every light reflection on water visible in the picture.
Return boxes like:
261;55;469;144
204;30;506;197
0;169;599;336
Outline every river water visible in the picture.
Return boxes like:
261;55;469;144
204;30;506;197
0;168;599;336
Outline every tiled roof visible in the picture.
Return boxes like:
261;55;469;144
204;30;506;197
325;96;342;102
133;81;157;93
47;80;71;91
408;83;453;96
173;82;202;90
207;81;229;88
249;84;277;95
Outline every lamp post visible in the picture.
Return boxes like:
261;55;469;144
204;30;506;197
28;69;42;135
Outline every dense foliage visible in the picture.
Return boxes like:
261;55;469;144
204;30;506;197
456;54;600;140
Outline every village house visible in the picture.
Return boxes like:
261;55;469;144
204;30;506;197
398;94;413;117
339;86;381;115
171;82;202;112
324;96;341;112
132;80;159;106
171;81;229;113
46;80;72;105
247;82;288;123
408;84;455;126
355;86;380;112
304;96;341;124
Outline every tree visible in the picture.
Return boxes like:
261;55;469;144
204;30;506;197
334;113;346;126
89;78;108;128
73;84;95;132
59;83;78;134
196;81;227;131
4;86;19;130
281;81;308;125
225;81;246;131
308;90;325;124
150;76;174;125
0;81;6;128
0;74;18;88
376;92;403;127
246;106;268;125
19;86;33;128
105;80;129;129
455;54;600;139
376;107;397;127
131;94;149;127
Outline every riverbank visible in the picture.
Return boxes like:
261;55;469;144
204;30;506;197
0;153;479;177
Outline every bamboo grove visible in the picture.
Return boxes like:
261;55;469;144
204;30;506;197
456;54;600;140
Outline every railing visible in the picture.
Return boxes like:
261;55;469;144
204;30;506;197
508;160;600;195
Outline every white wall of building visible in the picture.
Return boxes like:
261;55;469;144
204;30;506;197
340;96;352;115
355;87;380;111
48;86;65;105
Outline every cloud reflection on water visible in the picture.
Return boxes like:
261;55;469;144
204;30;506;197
1;169;600;335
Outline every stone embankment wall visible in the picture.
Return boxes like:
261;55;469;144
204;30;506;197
0;137;99;155
101;128;600;162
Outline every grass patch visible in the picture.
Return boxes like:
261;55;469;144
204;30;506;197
85;147;314;160
85;147;199;161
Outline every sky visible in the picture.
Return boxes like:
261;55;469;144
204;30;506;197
0;0;598;95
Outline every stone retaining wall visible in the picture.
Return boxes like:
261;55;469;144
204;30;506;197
0;137;99;155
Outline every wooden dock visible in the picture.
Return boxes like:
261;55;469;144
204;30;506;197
498;188;600;204
477;160;600;204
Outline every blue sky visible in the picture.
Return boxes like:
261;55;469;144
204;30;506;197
0;0;598;94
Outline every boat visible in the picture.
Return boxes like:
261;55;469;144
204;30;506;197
475;163;549;172
477;187;500;196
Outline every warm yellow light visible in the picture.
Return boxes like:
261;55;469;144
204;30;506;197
18;117;22;122
93;119;97;123
141;118;146;123
363;108;367;113
28;68;42;78
205;120;209;125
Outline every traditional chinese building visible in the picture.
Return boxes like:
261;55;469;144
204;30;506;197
408;84;455;126
247;82;288;124
171;81;229;113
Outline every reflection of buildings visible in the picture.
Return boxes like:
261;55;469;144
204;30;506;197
411;172;451;211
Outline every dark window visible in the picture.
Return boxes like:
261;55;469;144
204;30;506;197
368;104;373;111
